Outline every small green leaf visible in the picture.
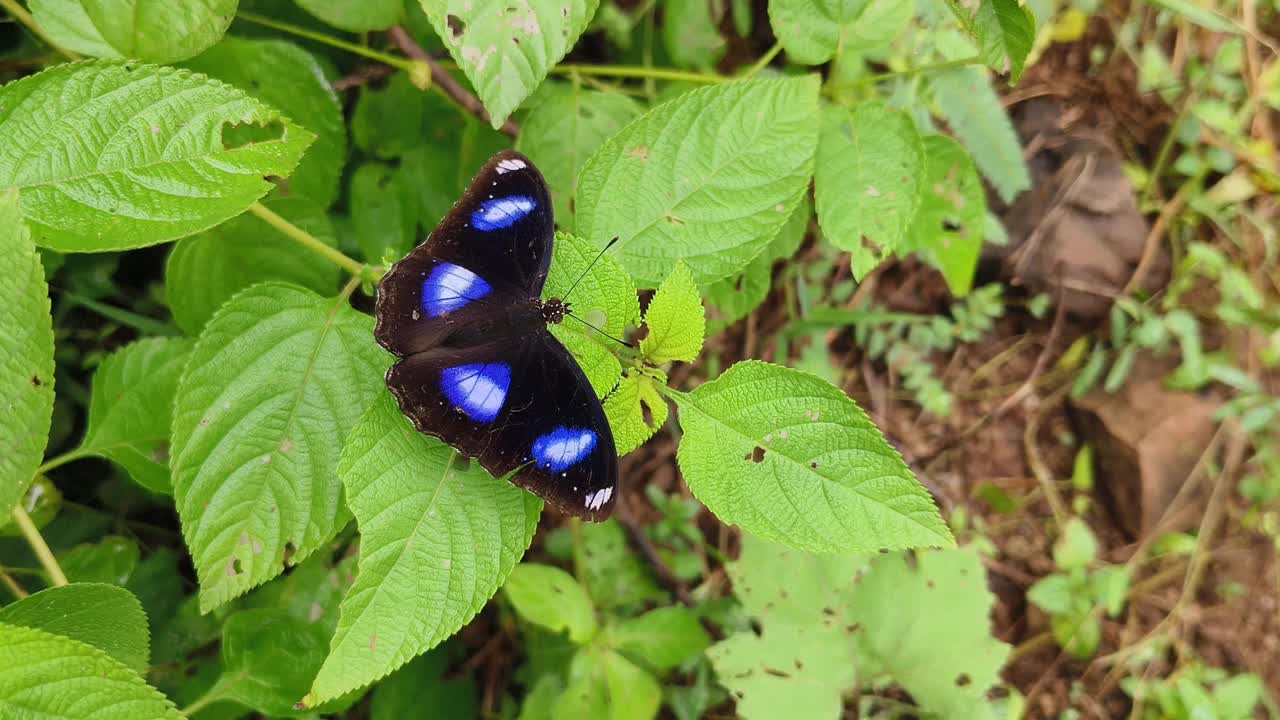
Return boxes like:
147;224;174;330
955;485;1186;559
78;337;192;493
351;72;435;160
423;0;601;128
815;102;926;280
165;193;338;335
543;231;639;397
929;66;1031;203
0;189;54;524
1211;673;1263;718
641;262;705;364
60;535;140;586
673;361;952;553
974;0;1036;82
603;371;668;455
297;0;404;31
55;0;237;63
309;391;540;703
211;608;328;716
516;83;642;226
0;623;183;720
1051;610;1100;659
0;583;149;674
0;62;315;252
610;606;710;671
370;646;478;720
505;563;597;643
1027;574;1075;615
171;283;389;612
573;519;667;614
350;163;417;263
576;77;820;286
903;135;985;296
182;36;346;207
1053;518;1098;571
662;0;727;70
554;645;662;720
768;0;913;65
1091;565;1131;618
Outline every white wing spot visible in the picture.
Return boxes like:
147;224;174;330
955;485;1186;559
495;157;527;174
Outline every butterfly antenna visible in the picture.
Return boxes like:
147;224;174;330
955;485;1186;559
565;312;634;349
561;236;619;303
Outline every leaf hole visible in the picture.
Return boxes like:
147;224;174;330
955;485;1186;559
30;375;41;386
446;14;466;39
763;667;790;678
456;456;472;472
744;446;766;463
220;119;286;152
955;673;971;687
903;549;918;569
227;557;242;576
283;542;298;565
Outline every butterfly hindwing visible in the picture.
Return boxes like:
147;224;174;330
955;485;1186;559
384;331;618;520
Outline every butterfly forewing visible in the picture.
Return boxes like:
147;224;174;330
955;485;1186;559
373;150;619;520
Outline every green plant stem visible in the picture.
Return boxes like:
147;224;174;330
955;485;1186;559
0;568;28;599
35;447;93;475
744;42;783;78
551;63;726;84
831;55;984;90
247;202;370;280
236;11;417;73
12;506;68;587
178;686;227;717
0;0;82;61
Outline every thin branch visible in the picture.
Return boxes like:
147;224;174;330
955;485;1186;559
388;26;520;138
0;0;81;61
12;506;68;587
248;202;370;280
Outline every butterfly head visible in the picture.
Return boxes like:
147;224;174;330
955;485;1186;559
541;298;570;325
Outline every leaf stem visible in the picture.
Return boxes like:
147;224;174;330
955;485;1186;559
11;506;68;587
744;42;784;78
0;0;82;61
830;55;985;90
247;202;370;280
0;567;28;599
550;63;727;85
36;447;93;475
178;685;227;717
235;11;419;73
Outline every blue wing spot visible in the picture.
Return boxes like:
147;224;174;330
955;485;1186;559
422;262;491;317
471;195;536;231
440;363;511;423
532;427;597;472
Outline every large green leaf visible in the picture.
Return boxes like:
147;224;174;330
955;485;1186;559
515;83;642;226
297;0;403;32
31;0;236;63
576;77;820;287
0;61;314;252
165;193;338;334
422;0;601;128
0;583;149;674
171;283;389;611
815;102;926;280
78;337;193;493
370;646;478;720
673;361;952;553
0;189;54;523
902;135;985;297
60;535;140;586
703;195;809;329
351;72;437;160
309;392;541;703
183;36;346;207
208;609;329;716
350;163;417;264
768;0;913;64
0;623;183;720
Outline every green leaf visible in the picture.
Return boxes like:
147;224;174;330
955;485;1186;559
0;583;149;674
241;547;355;637
641;262;705;364
515;83;642;226
210;608;328;716
423;0;601;128
1211;673;1263;718
603;371;668;455
0;189;54;523
60;535;140;586
768;0;913;65
27;0;120;58
505;563;597;643
401;116;510;230
171;283;389;612
702;197;808;328
350;163;417;263
610;606;709;671
846;547;1010;717
1053;518;1098;571
543;231;639;397
576;77;820;287
78;337;192;493
815;102;926;280
903;135;985;296
0;61;315;252
662;0;727;70
351;72;435;160
165;193;338;335
124;549;184;638
929;66;1030;203
554;645;662;720
297;0;404;32
370;646;478;720
1051;610;1100;659
309;391;540;703
40;0;238;63
673;361;952;553
1026;573;1074;615
0;623;183;720
573;519;667;614
974;0;1036;82
1091;565;1130;618
182;36;346;207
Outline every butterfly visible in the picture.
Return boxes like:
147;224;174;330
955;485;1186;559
373;150;619;521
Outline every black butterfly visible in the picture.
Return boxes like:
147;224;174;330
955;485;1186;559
373;150;618;520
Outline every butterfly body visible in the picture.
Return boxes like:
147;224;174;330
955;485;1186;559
373;151;618;520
